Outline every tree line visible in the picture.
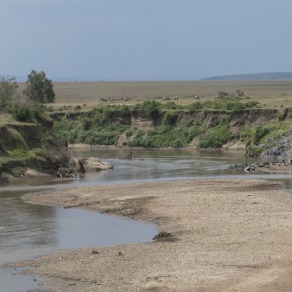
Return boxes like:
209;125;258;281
0;70;55;107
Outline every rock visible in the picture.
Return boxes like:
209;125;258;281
68;157;85;173
262;161;270;167
229;163;248;170
81;157;113;171
153;231;175;242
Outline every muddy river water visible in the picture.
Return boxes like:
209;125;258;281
1;148;292;291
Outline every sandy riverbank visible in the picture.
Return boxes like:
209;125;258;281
11;179;292;291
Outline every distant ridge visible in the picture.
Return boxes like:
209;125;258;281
202;72;292;81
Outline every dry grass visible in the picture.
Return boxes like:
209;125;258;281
0;111;15;126
18;80;292;110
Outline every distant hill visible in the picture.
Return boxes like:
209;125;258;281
202;72;292;81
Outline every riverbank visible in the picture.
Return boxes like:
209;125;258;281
12;179;292;291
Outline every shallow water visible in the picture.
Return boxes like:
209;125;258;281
1;148;291;291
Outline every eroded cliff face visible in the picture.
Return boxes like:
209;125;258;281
51;107;291;158
0;119;73;178
183;109;278;132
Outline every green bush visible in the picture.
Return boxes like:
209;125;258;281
11;103;46;123
128;125;191;148
163;111;179;126
187;102;203;112
12;104;33;122
188;124;203;138
245;101;260;108
32;147;49;158
247;144;264;157
199;125;231;148
253;126;270;144
238;127;254;144
164;101;180;110
133;101;162;120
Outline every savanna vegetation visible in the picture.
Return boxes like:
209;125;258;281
52;96;292;156
2;75;292;177
0;71;73;177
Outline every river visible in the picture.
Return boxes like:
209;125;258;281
1;148;291;291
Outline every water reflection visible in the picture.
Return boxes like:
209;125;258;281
0;191;57;264
56;208;156;249
69;148;258;184
0;190;156;265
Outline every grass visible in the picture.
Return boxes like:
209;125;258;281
5;80;292;153
15;80;292;111
0;111;18;126
6;147;48;160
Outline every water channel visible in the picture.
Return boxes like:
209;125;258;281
1;148;292;291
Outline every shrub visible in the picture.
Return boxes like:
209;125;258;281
245;101;260;108
145;101;161;120
253;126;270;144
187;102;203;112
12;103;33;122
238;128;254;144
188;124;203;138
32;147;49;158
164;101;180;110
247;144;264;157
11;102;46;123
134;101;162;120
199;125;231;148
163;111;179;126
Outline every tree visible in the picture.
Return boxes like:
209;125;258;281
0;75;18;107
23;70;55;103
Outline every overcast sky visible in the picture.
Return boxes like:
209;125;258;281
1;0;292;81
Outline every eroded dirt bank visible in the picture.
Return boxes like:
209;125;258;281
13;179;292;291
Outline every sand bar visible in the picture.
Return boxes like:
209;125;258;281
11;179;292;291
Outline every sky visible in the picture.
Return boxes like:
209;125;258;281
1;0;292;81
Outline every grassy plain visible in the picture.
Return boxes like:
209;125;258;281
44;80;292;109
16;80;292;111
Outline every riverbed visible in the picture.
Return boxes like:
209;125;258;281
1;148;292;291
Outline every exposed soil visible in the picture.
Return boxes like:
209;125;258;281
11;179;292;292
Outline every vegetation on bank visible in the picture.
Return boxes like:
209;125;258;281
51;97;292;156
2;71;292;165
0;71;70;177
